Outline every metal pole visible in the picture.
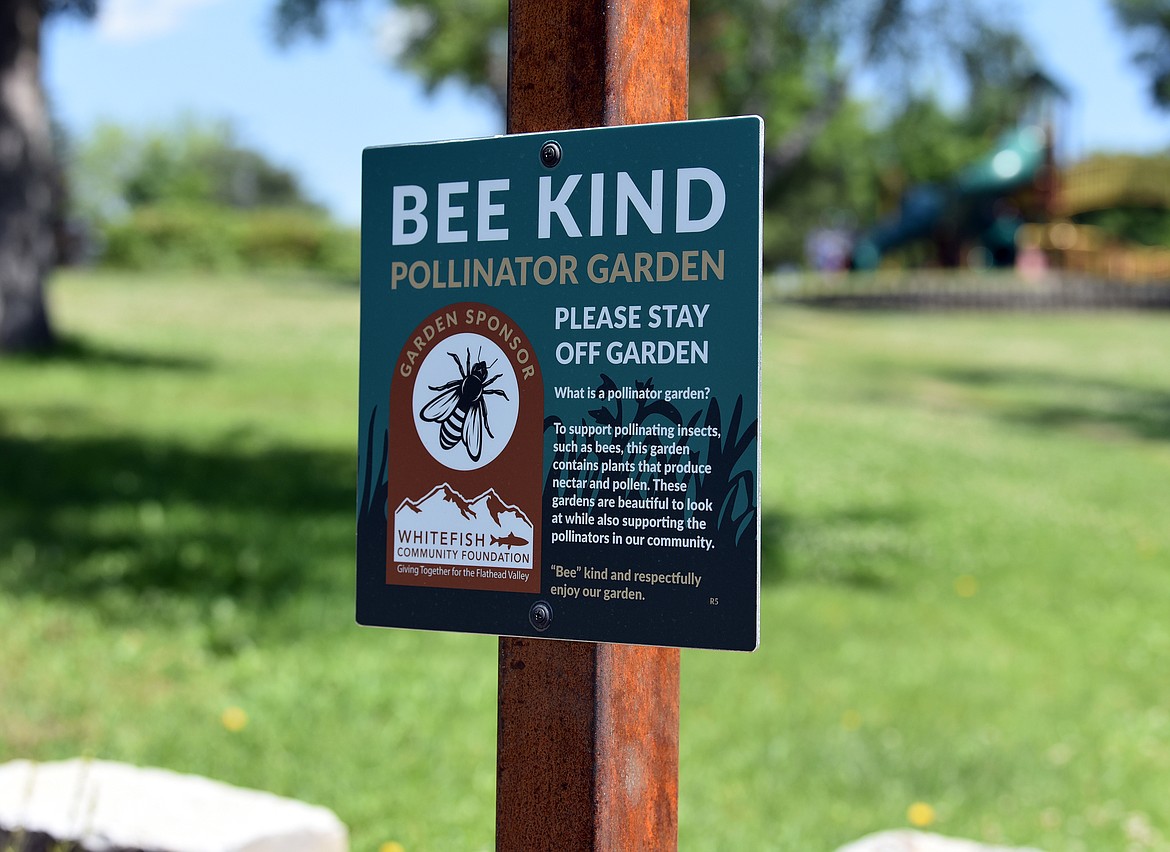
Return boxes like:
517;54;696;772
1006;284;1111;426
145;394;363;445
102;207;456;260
497;1;688;849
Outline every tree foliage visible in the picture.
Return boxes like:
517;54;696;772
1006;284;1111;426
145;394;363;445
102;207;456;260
273;0;1050;264
66;118;357;279
1110;0;1170;109
275;0;1046;154
274;0;508;106
71;117;320;224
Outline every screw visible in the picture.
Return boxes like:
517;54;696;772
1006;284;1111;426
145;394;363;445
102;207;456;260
529;600;553;632
539;141;562;168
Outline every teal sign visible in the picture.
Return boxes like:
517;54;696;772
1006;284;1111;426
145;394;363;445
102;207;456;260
358;117;762;651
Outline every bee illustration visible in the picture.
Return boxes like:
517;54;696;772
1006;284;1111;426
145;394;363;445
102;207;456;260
420;349;510;462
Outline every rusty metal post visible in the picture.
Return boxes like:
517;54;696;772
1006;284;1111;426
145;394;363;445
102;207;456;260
497;1;688;849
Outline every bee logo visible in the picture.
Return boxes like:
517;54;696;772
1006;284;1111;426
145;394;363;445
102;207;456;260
419;348;511;462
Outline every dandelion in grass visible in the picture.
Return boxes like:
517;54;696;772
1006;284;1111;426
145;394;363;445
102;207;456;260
954;575;978;598
1136;536;1160;558
379;842;406;852
907;801;936;827
221;705;248;732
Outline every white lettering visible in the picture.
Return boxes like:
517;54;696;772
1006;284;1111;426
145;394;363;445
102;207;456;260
437;181;468;244
616;170;663;235
676;167;726;233
539;174;583;239
477;179;510;241
590;173;605;237
392;185;427;245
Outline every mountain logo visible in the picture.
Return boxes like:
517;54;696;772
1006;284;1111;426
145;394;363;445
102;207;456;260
393;483;535;571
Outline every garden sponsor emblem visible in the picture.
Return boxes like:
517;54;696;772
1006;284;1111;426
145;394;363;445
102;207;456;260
386;305;544;594
358;117;763;650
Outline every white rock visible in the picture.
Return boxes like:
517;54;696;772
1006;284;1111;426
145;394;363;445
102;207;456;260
836;830;1044;852
0;759;348;852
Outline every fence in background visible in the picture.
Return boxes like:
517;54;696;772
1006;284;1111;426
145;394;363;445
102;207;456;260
772;271;1170;310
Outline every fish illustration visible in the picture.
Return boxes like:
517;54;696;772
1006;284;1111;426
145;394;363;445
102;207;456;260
491;533;529;549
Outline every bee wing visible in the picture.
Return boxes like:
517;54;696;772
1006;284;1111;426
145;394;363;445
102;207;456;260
462;400;485;461
420;386;461;423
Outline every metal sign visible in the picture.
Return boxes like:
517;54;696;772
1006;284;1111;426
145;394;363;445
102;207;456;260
357;117;762;650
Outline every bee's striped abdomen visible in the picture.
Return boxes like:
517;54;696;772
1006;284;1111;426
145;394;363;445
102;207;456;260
441;408;465;449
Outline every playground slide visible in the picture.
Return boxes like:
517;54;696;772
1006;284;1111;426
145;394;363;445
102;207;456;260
852;126;1047;269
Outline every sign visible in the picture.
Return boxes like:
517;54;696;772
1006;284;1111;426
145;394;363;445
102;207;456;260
357;117;762;650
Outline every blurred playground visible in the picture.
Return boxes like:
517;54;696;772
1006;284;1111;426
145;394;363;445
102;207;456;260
814;117;1170;287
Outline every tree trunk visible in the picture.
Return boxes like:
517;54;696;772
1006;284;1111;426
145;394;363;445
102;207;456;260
0;0;57;354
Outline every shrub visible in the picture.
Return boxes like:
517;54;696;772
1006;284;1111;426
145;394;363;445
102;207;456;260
97;204;359;282
102;204;240;272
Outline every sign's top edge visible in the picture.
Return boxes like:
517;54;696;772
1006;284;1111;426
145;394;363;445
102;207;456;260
361;114;764;155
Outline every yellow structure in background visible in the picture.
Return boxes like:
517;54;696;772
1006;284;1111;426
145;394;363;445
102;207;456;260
1020;155;1170;282
1055;156;1170;218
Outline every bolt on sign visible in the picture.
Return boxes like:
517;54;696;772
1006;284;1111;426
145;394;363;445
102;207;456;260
357;117;762;651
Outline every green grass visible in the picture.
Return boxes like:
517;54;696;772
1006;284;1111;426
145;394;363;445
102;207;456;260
3;271;1170;851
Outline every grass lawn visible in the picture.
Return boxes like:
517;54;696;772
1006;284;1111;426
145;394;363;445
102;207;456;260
2;270;1169;851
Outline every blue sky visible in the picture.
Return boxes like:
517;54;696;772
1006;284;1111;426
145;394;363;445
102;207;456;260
45;0;1170;225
